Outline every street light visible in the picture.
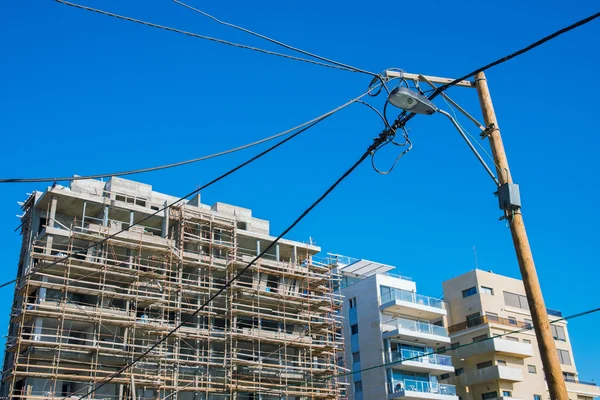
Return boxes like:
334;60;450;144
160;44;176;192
387;86;500;186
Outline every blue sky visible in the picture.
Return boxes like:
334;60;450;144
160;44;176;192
1;0;599;383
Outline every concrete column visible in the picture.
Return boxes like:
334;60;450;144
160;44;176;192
45;197;58;255
81;201;87;229
162;202;169;238
129;211;134;227
38;276;48;303
275;244;280;262
33;318;43;341
256;240;261;256
103;205;109;227
292;246;297;263
48;196;58;229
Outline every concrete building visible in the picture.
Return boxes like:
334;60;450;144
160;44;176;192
1;177;345;400
333;255;458;400
442;270;600;400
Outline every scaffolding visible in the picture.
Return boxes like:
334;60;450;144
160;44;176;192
1;179;346;400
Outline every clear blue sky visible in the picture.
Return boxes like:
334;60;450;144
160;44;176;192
1;0;599;383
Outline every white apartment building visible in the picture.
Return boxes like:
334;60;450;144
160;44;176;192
442;269;600;400
333;255;458;400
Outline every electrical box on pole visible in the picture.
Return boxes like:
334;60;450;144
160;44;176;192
498;183;521;211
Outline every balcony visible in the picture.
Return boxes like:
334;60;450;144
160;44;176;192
389;379;458;400
380;289;446;320
565;379;600;397
455;338;533;360
450;365;523;386
382;317;450;347
448;315;532;334
387;350;454;375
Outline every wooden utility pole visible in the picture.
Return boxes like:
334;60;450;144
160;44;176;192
474;71;568;400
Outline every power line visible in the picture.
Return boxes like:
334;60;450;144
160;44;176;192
392;10;600;130
0;89;374;292
55;0;364;74
172;0;378;77
0;101;356;184
77;119;394;399
313;306;600;382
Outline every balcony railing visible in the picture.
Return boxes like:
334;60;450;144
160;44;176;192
448;315;533;334
565;378;598;386
382;317;448;337
547;308;563;317
380;288;444;309
387;349;453;367
391;379;456;395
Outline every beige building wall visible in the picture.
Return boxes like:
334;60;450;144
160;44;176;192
442;270;599;400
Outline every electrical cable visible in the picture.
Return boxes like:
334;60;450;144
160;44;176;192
440;95;503;173
1;109;349;184
55;0;363;74
311;306;600;382
370;126;412;175
76;118;394;399
391;10;600;131
172;0;378;77
0;89;375;292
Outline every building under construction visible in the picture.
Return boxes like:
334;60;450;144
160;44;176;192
1;177;345;400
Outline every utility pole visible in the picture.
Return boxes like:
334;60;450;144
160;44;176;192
474;71;569;400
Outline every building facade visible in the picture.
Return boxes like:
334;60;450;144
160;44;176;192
334;255;458;400
1;177;345;400
442;269;600;400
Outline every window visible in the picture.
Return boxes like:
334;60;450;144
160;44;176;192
481;286;494;295
557;349;571;365
508;316;517;325
503;291;529;310
523;339;532;344
477;361;493;369
534;395;542;400
497;360;506;366
440;373;450;380
462;286;477;298
349;297;357;309
352;351;360;363
355;380;363;392
451;342;460;350
455;368;464;376
350;324;359;335
473;334;488;343
563;372;576;381
486;311;499;321
437;346;447;354
466;312;481;328
551;325;566;341
528;365;537;373
506;336;519;342
482;392;498;400
503;391;512;397
524;318;533;329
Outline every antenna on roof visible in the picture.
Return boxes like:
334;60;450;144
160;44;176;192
473;246;479;270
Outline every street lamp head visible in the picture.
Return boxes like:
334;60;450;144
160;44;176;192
387;87;437;115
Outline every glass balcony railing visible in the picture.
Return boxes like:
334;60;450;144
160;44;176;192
387;349;453;367
390;379;456;395
380;288;444;309
382;317;448;337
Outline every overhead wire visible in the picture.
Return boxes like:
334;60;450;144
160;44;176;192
54;0;367;74
0;88;375;292
76;113;395;399
1;109;350;184
305;306;600;383
172;0;378;77
390;10;600;130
